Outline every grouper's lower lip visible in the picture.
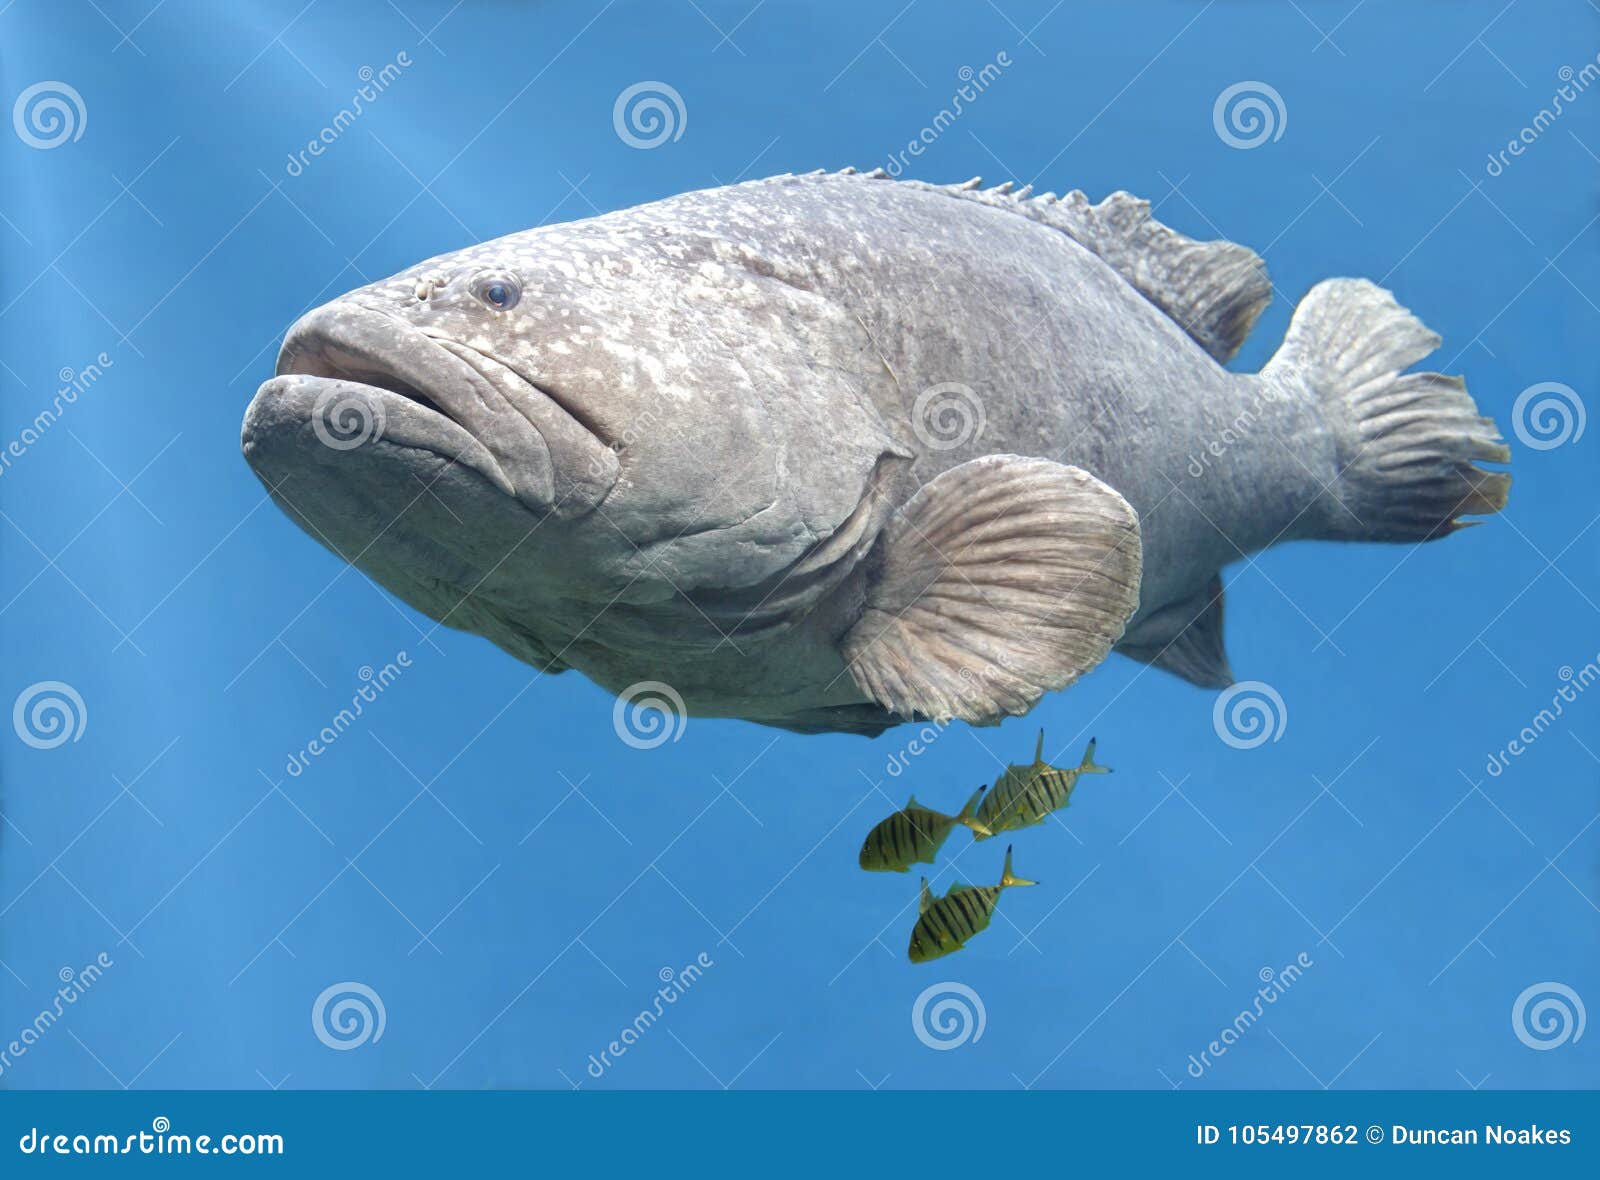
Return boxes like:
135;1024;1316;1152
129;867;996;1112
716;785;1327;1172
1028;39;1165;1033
252;303;618;517
245;373;520;501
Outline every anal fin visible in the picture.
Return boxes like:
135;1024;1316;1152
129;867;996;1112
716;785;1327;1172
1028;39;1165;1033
1117;574;1233;689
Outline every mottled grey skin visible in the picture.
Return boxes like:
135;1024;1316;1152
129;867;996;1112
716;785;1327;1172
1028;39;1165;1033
242;170;1509;735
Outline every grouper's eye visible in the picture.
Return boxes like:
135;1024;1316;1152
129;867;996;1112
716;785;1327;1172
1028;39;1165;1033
471;271;522;311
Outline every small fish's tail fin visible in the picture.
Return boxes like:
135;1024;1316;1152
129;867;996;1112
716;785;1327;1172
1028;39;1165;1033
1264;278;1510;542
955;785;991;836
1078;737;1111;776
1000;845;1036;889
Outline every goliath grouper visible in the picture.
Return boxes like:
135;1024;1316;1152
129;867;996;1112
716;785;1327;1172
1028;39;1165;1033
241;169;1511;736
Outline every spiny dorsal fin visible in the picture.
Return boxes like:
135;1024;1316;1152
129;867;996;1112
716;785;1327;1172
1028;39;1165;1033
1117;574;1233;689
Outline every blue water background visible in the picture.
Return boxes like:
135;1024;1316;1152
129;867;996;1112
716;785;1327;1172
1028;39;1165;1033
1;0;1596;1089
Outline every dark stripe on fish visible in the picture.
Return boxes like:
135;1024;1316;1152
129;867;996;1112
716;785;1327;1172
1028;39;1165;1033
981;763;1079;834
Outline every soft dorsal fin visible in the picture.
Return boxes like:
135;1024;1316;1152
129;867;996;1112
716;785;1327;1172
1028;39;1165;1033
895;177;1273;363
1117;574;1233;689
1048;191;1271;363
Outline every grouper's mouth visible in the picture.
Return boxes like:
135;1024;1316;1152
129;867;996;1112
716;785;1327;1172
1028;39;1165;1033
244;303;618;517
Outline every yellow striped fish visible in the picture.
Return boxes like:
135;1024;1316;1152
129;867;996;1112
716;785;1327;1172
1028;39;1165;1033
975;730;1109;839
858;786;989;872
908;846;1036;963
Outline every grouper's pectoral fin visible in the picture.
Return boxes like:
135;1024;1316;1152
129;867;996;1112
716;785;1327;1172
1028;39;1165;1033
840;455;1143;726
1116;574;1233;689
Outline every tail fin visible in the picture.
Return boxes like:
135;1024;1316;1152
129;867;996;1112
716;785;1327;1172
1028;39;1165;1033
955;785;991;836
1264;279;1510;541
1078;737;1111;776
1000;845;1036;889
